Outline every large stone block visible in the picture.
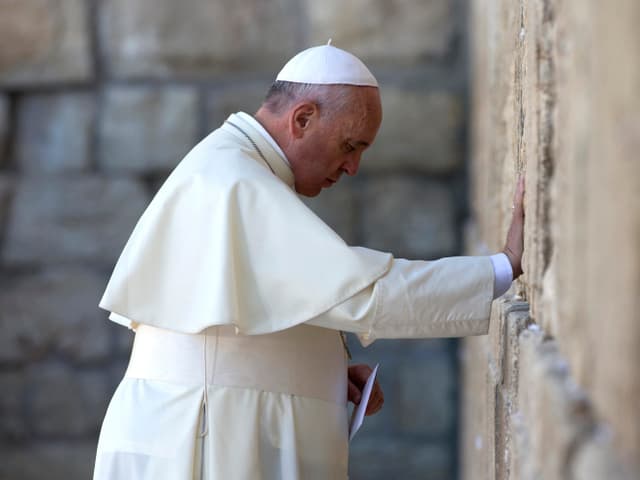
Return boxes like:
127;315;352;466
0;442;95;480
581;0;640;462
571;432;639;480
0;0;92;87
302;176;357;245
0;268;112;363
28;363;110;437
0;95;8;165
206;84;269;132
546;0;640;461
0;371;28;440
395;355;455;436
305;0;456;63
0;174;15;236
349;438;451;480
520;0;556;326
363;89;463;173
515;330;594;480
459;333;491;480
98;86;199;173
2;177;149;264
100;0;301;78
15;92;95;174
360;176;456;259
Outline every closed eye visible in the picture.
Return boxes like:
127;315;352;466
343;142;356;153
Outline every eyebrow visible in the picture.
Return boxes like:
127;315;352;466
350;140;370;148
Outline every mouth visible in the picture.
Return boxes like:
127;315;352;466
323;178;338;188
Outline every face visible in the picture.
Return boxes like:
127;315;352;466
286;87;382;197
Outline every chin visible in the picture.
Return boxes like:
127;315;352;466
295;184;323;197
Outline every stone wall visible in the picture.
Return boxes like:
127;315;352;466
462;1;640;479
0;1;470;479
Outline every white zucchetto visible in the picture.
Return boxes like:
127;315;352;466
276;44;378;87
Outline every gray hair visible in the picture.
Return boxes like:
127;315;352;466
262;81;354;119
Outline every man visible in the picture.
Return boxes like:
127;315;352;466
93;44;524;479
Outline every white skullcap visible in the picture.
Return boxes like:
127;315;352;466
276;42;378;87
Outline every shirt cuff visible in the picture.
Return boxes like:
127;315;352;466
490;253;513;299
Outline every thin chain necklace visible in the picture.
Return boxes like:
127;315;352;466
225;120;276;175
226;119;352;361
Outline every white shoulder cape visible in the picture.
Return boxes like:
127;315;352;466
99;113;393;334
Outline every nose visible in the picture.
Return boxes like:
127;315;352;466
342;156;361;176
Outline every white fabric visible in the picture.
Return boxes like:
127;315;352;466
95;110;501;479
99;113;392;334
276;45;378;87
94;324;349;480
490;253;513;298
308;256;495;346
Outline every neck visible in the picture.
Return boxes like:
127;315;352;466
254;108;292;157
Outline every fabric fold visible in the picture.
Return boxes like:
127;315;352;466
99;113;392;335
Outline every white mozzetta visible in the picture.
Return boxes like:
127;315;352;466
100;113;392;334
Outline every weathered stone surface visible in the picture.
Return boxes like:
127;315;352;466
520;0;555;327
100;0;301;78
363;89;463;173
466;0;640;476
576;1;640;461
28;364;110;437
350;439;451;480
302;176;357;244
515;330;594;480
543;0;640;461
459;332;491;480
0;371;28;440
0;0;91;86
571;431;640;480
15;92;95;174
0;268;112;363
2;177;149;264
360;176;456;259
0;95;8;165
305;0;455;63
99;86;199;173
206;84;269;131
0;442;96;480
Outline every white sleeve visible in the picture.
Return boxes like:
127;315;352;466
490;253;513;298
306;255;495;346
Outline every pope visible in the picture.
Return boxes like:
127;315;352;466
93;44;525;479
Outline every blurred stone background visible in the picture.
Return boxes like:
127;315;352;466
0;0;471;478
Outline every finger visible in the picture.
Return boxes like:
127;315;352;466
348;364;372;387
365;384;384;415
348;380;361;405
365;393;384;415
513;176;526;214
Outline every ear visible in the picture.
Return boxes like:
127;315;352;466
289;102;318;139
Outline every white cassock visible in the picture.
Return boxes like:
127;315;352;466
93;112;501;480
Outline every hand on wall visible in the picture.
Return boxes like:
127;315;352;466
503;176;525;279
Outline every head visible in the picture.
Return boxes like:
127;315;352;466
255;81;382;197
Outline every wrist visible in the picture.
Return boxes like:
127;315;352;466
503;247;522;278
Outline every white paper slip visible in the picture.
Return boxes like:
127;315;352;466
348;363;379;441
